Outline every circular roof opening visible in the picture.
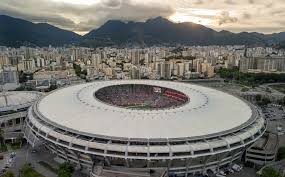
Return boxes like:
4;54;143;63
94;84;189;110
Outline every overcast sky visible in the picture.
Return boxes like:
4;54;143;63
0;0;284;35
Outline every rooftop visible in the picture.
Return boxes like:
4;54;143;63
35;80;254;139
0;91;42;112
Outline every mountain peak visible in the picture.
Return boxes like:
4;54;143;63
1;15;285;47
0;15;80;47
146;16;172;24
104;19;126;25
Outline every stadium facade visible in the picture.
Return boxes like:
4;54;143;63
23;80;266;177
0;91;42;142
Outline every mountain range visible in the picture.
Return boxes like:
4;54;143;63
0;15;80;47
1;15;285;48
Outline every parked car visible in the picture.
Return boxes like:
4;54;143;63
232;164;242;172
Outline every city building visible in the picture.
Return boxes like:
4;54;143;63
240;57;285;73
0;65;20;90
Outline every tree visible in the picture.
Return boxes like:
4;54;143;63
256;94;262;102
20;163;44;177
277;96;285;106
257;97;271;106
0;128;5;150
265;87;272;93
73;63;82;77
277;147;285;161
57;162;74;177
261;167;282;177
262;97;271;105
241;87;249;92
1;171;14;177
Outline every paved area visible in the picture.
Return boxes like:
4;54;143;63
261;104;285;148
0;143;87;177
227;167;257;177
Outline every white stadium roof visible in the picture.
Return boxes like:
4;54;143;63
36;80;253;140
0;91;43;112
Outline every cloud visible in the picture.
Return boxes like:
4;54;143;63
248;0;254;4
217;11;238;25
0;0;285;34
242;12;251;19
194;0;204;5
0;0;174;34
102;0;122;9
224;0;236;5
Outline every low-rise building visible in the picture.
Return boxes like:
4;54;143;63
245;133;279;167
0;91;43;143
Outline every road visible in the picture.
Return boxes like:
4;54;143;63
0;143;87;177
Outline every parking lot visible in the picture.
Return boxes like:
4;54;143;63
0;151;16;175
260;104;285;148
0;143;87;177
227;167;257;177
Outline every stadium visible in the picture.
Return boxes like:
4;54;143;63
0;91;42;142
24;80;266;177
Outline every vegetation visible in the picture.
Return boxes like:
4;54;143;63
47;85;58;92
73;63;87;78
261;167;283;177
38;161;57;173
57;162;74;177
218;68;285;87
277;147;285;161
265;87;272;93
257;97;271;106
241;87;250;92
20;164;45;177
15;86;35;91
254;94;271;106
164;55;196;61
277;96;285;106
0;128;7;152
0;171;14;177
271;84;285;94
6;142;22;150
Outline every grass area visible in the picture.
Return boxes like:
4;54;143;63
20;164;45;177
218;68;285;87
6;142;21;150
0;144;7;152
270;84;285;94
38;161;57;173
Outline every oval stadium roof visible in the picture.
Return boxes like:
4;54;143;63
36;80;253;139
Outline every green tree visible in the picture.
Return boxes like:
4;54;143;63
73;63;82;77
277;96;285;106
265;87;272;93
277;147;285;161
217;68;285;87
261;167;282;177
262;97;271;105
256;94;262;102
0;128;5;151
241;87;249;92
57;162;74;177
1;171;14;177
20;164;44;177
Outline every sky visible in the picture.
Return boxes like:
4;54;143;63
0;0;284;35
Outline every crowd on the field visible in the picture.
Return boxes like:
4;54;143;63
95;85;189;109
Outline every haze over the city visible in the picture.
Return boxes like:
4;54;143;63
0;0;284;35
